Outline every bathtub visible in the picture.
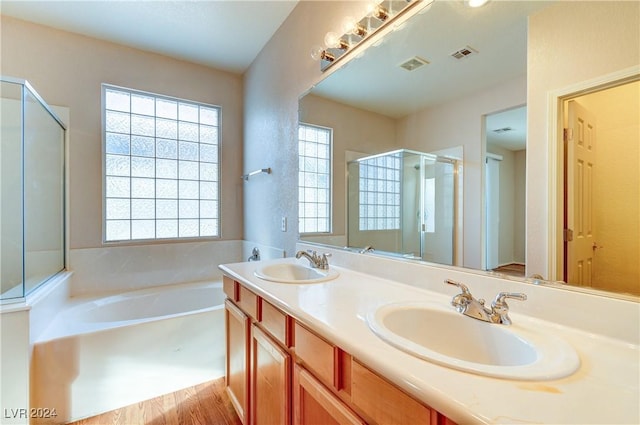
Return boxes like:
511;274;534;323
30;280;226;424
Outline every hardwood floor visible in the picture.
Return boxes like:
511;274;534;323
492;263;525;277
68;378;241;425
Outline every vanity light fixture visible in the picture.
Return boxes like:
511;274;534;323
312;0;434;72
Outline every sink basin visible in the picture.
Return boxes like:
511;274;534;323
367;302;580;380
254;262;339;284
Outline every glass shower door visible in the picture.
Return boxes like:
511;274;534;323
23;86;65;294
420;156;456;265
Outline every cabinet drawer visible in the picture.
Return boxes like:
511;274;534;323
237;284;259;320
223;275;236;300
260;299;289;347
294;322;335;388
351;359;433;425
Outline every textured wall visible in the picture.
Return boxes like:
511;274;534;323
243;1;371;256
527;1;640;279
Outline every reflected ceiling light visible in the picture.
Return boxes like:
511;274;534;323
468;0;490;7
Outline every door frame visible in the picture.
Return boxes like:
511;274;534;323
547;66;640;282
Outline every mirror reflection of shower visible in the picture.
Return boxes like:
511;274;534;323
1;77;66;301
347;149;458;263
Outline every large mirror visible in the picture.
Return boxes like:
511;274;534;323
298;0;639;297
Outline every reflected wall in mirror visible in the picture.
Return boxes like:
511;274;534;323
298;0;639;298
484;105;526;278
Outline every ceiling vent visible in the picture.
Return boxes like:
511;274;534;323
492;127;514;133
399;56;429;71
450;46;478;60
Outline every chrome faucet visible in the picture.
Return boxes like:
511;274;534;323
247;247;260;262
445;279;527;325
359;245;375;254
295;250;331;270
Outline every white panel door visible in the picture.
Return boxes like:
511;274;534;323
566;100;597;286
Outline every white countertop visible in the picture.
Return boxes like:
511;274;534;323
220;257;639;424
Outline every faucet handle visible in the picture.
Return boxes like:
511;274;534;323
491;292;527;325
445;279;471;295
493;292;527;306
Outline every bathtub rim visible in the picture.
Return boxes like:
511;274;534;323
34;279;224;344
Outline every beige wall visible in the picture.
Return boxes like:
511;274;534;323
574;81;639;294
0;16;244;249
527;1;640;279
487;144;526;266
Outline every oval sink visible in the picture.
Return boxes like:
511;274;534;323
367;302;580;380
254;262;339;284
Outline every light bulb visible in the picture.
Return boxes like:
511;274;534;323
310;46;324;61
342;16;367;38
310;46;335;62
342;16;357;34
324;32;340;48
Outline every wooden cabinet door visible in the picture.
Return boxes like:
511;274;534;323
293;364;365;425
251;324;291;425
226;300;250;424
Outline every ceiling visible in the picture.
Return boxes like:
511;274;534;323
0;0;299;73
309;1;554;151
2;0;543;151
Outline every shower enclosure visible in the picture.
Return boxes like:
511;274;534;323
1;77;65;301
347;149;458;264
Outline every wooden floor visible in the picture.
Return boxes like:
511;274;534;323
68;378;241;425
492;263;525;277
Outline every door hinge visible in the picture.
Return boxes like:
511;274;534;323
563;128;573;142
563;228;574;242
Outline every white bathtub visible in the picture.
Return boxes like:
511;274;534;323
30;281;226;424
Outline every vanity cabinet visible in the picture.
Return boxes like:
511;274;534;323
223;275;456;425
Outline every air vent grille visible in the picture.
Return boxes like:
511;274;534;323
450;46;478;60
399;56;429;71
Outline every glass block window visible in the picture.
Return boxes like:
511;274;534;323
298;123;332;233
358;153;401;230
103;84;220;242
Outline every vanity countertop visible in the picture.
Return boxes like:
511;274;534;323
220;257;639;424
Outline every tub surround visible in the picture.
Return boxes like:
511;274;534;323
67;240;284;297
220;247;639;424
68;240;243;296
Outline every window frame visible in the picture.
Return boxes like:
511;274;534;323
101;83;222;244
298;122;333;235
